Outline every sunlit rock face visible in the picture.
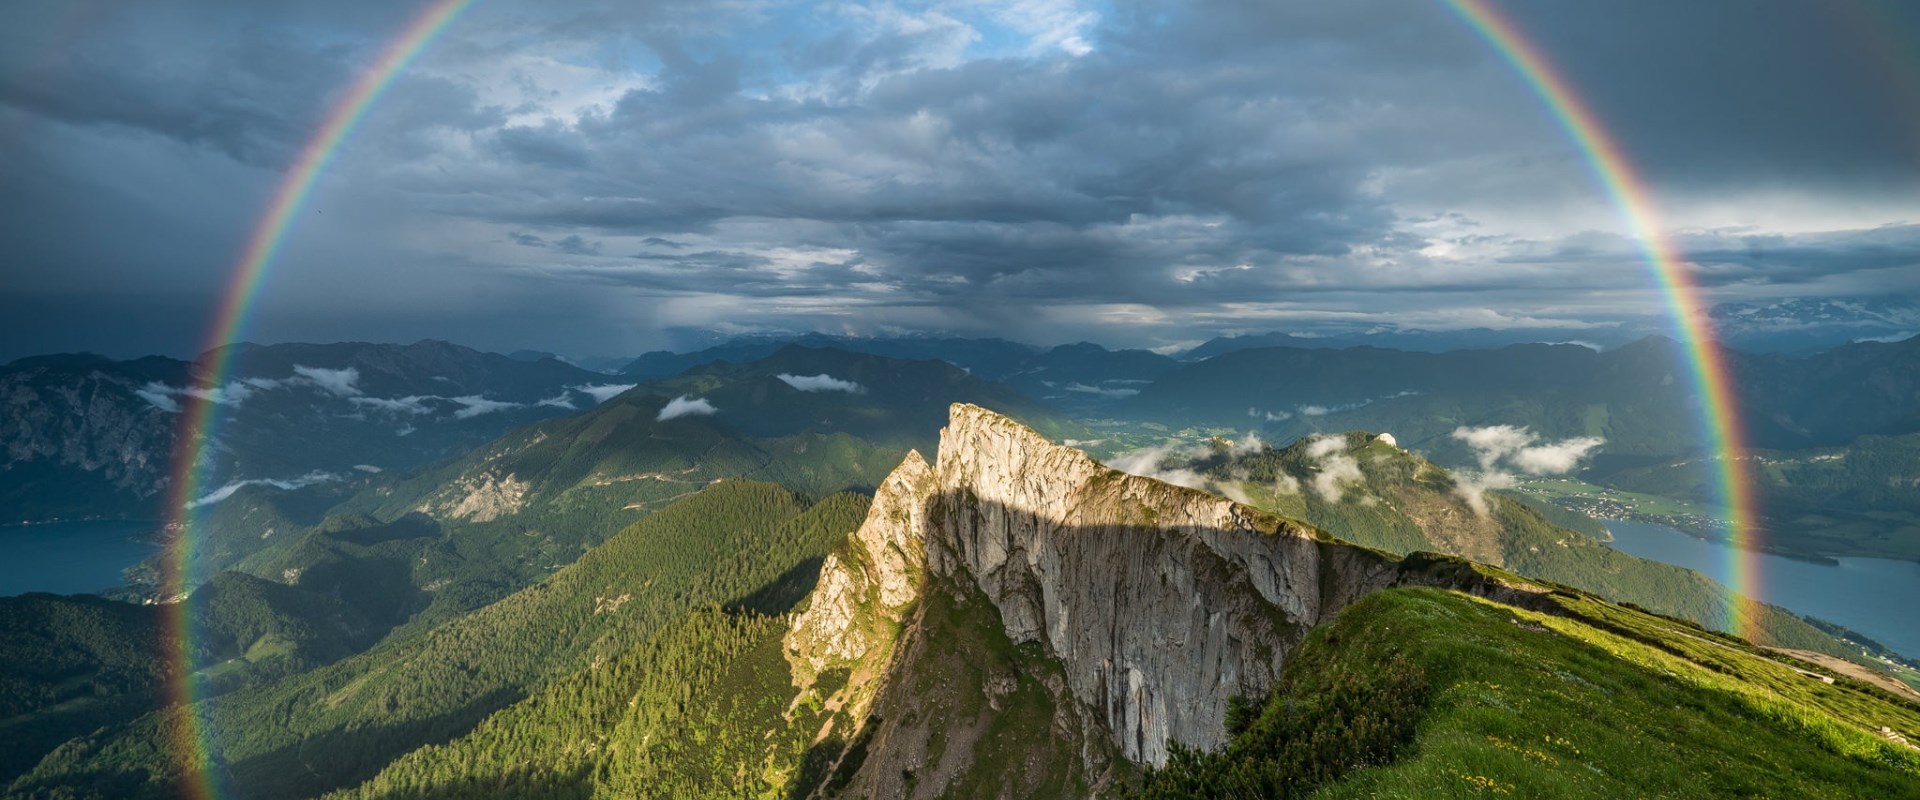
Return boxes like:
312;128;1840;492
796;404;1547;792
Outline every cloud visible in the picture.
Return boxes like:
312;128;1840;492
1449;469;1518;517
189;470;339;508
1063;382;1138;398
292;365;362;397
536;392;576;409
134;380;259;411
1453;424;1537;470
6;0;1920;359
135;384;181;412
1303;435;1364;502
776;373;867;393
449;395;523;419
657;394;717;421
1106;445;1212;492
1508;436;1605;475
572;383;637;403
349;395;435;414
1449;424;1604;515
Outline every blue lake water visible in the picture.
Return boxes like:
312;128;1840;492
1605;519;1920;659
0;520;163;596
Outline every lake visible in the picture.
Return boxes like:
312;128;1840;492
1605;519;1920;659
0;520;164;596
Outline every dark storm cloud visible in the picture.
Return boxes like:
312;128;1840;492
2;0;1917;359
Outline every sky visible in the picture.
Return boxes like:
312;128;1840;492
3;0;1919;360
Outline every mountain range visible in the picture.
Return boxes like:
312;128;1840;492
12;405;1914;798
1;340;620;524
5;335;1919;797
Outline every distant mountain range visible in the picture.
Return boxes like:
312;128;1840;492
1126;335;1920;457
621;332;1179;414
1708;296;1920;352
0;341;617;524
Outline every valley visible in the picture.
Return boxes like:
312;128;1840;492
4;338;1918;798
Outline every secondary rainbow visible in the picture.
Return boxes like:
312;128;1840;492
1438;0;1764;635
159;1;477;796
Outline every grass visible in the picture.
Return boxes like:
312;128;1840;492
1142;587;1920;799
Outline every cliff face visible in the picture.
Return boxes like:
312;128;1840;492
0;359;181;518
789;404;1547;794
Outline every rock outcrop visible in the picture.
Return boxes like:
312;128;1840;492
791;404;1550;794
786;449;931;681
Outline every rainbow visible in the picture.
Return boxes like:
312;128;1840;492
1438;0;1764;636
159;0;476;795
152;0;1772;791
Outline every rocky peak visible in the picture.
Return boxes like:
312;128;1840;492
788;403;1548;790
785;448;932;681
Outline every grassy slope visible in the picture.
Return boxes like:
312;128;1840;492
1138;587;1920;799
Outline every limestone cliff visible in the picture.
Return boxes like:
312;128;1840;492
789;403;1549;796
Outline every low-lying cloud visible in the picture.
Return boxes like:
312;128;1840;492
776;373;866;394
1106;445;1214;494
134;380;258;411
657;394;717;421
1450;424;1604;515
350;395;435;414
189;470;339;508
449;395;523;419
1104;432;1281;506
1064;382;1140;399
136;365;374;412
1304;435;1365;503
292;365;362;397
571;383;636;403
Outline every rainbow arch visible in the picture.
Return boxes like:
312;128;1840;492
158;1;477;796
154;0;1767;793
1438;0;1762;634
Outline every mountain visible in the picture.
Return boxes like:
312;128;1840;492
1127;335;1920;462
1128;339;1700;461
174;346;1078;600
1601;432;1920;563
620;334;1181;415
7;482;872;798
8;406;1918;798
1116;430;1868;656
0;567;405;787
0;341;618;525
998;341;1181;414
620;333;1042;380
0;354;193;521
340;407;1920;797
1710;295;1920;352
1181;327;1641;359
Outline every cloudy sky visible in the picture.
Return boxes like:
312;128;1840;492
3;0;1918;359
